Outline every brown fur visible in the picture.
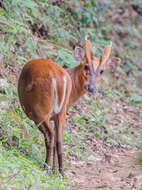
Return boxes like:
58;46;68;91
18;40;112;176
18;59;72;175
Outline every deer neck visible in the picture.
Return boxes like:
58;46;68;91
66;65;86;106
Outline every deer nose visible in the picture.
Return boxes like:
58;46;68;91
85;84;96;93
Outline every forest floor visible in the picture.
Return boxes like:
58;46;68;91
68;142;142;190
0;1;142;189
0;44;142;190
0;62;142;189
63;93;142;190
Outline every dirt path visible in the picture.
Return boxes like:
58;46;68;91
66;146;142;190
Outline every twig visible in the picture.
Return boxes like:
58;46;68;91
46;39;73;54
0;20;14;29
2;167;21;185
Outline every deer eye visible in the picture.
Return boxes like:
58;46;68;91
84;64;89;71
100;70;104;74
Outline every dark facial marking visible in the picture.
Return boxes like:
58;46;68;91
84;64;89;71
84;61;96;93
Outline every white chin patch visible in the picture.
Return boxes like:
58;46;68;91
52;76;67;114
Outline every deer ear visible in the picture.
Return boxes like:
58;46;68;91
74;46;85;62
107;57;121;71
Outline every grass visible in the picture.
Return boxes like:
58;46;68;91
0;107;70;190
0;75;142;189
0;144;69;190
0;0;142;188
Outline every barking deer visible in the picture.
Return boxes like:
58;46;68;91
18;37;116;176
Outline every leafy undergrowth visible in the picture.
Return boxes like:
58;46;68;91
0;0;142;189
0;74;142;189
0;145;68;190
65;87;142;161
0;97;69;189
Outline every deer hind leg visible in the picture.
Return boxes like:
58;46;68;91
38;118;54;172
54;111;66;176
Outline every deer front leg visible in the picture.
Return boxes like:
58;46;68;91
52;128;57;172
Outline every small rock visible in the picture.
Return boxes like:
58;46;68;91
86;162;92;166
87;155;102;162
0;96;9;112
0;78;9;93
104;153;112;163
127;170;142;178
83;94;90;101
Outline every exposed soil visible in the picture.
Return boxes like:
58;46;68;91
0;1;142;189
1;54;142;190
64;96;142;190
67;145;142;190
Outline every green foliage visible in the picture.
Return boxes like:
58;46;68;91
0;0;142;187
0;102;69;189
130;94;142;105
0;144;69;190
56;50;78;68
0;0;141;69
